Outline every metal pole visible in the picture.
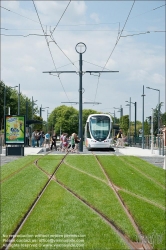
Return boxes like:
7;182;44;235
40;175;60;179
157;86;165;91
158;90;160;154
134;102;137;144
129;98;131;145
18;83;20;115
32;96;33;119
40;104;42;117
151;108;154;154
142;85;145;149
79;53;83;152
4;85;6;130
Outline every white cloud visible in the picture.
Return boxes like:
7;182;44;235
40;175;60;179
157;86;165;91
90;13;100;23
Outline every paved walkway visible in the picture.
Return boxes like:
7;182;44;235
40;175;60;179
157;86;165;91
0;146;165;169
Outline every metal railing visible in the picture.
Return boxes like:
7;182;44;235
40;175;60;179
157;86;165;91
127;135;165;155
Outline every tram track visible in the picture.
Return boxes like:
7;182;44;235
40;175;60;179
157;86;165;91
94;153;153;250
2;152;153;250
2;152;68;250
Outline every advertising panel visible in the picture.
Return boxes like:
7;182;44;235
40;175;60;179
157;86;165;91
5;115;25;144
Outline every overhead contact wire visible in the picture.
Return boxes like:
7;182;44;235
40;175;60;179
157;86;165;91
51;0;71;35
102;0;136;71
32;0;70;102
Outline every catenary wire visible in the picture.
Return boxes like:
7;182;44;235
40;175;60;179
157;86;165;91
1;3;165;28
51;0;71;35
32;0;70;102
93;0;135;105
102;0;136;71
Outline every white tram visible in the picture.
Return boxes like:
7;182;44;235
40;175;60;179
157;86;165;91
84;114;113;150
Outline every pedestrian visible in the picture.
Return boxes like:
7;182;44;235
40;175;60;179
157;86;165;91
45;131;50;149
31;130;37;147
72;134;81;153
116;129;123;147
36;130;41;147
62;133;68;151
40;130;45;147
25;129;30;147
51;133;57;150
59;133;64;150
70;133;76;152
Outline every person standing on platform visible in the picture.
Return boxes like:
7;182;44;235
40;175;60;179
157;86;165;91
51;133;57;150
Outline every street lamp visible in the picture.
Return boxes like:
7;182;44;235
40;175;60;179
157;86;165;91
146;87;160;150
125;99;137;145
113;106;123;119
141;85;146;149
40;105;49;118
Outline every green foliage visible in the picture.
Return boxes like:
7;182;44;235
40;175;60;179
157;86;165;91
161;112;166;126
119;115;129;135
153;102;163;135
33;114;43;131
144;119;150;135
47;106;100;136
0;81;37;130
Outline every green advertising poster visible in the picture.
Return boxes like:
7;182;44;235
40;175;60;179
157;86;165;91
5;116;25;144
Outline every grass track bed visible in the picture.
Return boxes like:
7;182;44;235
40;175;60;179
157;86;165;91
119;190;165;250
65;155;107;181
1;165;48;247
13;181;129;250
38;155;64;175
0;156;40;181
56;163;137;240
97;156;165;206
120;156;165;186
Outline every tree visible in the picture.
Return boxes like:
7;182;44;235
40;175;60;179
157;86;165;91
48;105;78;136
119;115;129;136
47;106;100;136
0;81;39;131
153;102;163;135
33;115;43;131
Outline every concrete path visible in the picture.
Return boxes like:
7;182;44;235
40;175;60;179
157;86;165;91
0;146;165;168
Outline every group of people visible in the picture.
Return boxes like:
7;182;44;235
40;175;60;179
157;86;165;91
31;130;49;148
59;133;81;153
30;130;81;153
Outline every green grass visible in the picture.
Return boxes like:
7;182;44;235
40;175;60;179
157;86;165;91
97;156;165;206
119;190;165;250
12;181;129;250
56;163;137;240
0;156;40;181
1;165;48;247
120;156;165;186
65;155;107;181
37;155;64;175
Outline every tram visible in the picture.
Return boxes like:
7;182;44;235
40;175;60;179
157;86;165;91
84;114;113;150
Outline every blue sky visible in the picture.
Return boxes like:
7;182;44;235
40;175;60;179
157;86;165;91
1;1;165;123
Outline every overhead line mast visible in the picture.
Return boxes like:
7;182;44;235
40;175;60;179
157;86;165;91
43;42;119;152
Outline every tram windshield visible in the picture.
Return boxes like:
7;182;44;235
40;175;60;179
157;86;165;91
89;116;110;141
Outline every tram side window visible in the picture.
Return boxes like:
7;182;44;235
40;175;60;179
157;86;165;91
87;122;91;138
